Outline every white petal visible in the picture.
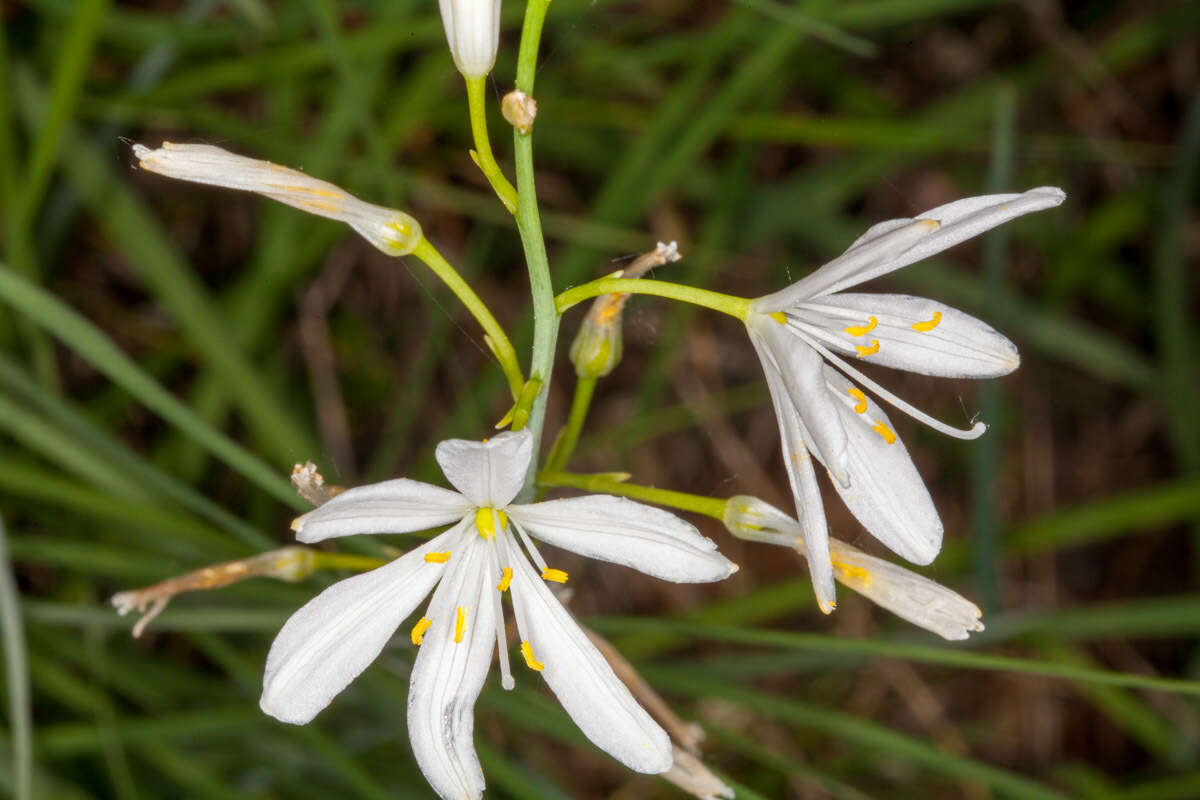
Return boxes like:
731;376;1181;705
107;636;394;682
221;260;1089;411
292;479;471;543
435;431;533;508
259;528;460;724
813;187;1066;297
755;219;939;309
756;187;1065;307
507;495;737;583
503;537;671;774
749;329;836;613
799;293;1019;378
131;142;422;255
829;539;983;640
815;369;942;564
407;539;495;800
750;315;849;486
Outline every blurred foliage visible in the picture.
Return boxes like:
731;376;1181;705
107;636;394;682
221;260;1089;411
0;0;1198;797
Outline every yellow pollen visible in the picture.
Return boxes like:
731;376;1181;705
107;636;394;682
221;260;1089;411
832;559;872;587
912;311;942;332
411;617;432;645
424;551;451;564
474;507;508;539
843;316;878;337
454;606;467;643
847;387;868;414
496;567;513;592
855;339;880;357
520;640;545;671
768;311;787;325
871;421;897;444
541;567;569;583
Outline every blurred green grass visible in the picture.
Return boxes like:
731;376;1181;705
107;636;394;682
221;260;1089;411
1;0;1198;797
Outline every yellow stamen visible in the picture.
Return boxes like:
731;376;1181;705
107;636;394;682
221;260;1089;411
454;606;467;643
832;559;872;588
411;617;432;645
912;311;942;332
520;640;544;671
769;311;787;325
871;421;896;444
474;507;508;540
541;567;568;583
843;316;878;337
855;339;880;357
424;551;451;564
496;567;513;592
847;387;868;414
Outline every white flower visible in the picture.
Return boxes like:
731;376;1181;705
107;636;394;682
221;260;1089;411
131;142;422;255
439;0;502;78
745;187;1066;612
260;430;736;799
724;496;982;640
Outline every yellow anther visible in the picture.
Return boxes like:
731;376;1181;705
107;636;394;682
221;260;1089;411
496;567;513;592
454;606;467;643
855;339;880;357
424;551;451;564
871;421;897;444
847;387;868;414
843;316;878;337
912;311;942;332
769;311;787;325
832;559;872;588
474;507;508;540
541;567;568;583
411;617;432;645
520;640;545;671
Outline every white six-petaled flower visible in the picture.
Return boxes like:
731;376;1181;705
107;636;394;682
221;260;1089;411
260;430;736;800
745;187;1066;613
438;0;503;78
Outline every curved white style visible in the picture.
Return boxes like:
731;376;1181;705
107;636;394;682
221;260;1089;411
260;430;736;800
745;187;1066;613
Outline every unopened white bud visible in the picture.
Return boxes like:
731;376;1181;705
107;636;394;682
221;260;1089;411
438;0;502;78
132;142;422;255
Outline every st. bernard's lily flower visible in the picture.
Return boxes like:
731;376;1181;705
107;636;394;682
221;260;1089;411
745;187;1065;612
261;430;736;800
724;496;983;640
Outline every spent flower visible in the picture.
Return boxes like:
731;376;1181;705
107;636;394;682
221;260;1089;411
724;496;983;640
262;430;736;799
132;142;422;255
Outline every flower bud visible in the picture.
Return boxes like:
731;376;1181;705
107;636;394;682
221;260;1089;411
569;294;625;378
569;241;681;379
438;0;502;78
132;142;422;255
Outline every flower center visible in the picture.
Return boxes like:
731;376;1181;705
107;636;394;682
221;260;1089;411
474;507;508;540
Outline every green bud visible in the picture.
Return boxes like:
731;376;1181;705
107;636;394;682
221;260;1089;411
569;297;625;378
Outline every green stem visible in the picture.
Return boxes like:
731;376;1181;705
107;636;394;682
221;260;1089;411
409;237;525;399
538;470;728;519
309;551;388;572
465;75;518;213
544;376;596;472
556;278;751;320
513;0;556;499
